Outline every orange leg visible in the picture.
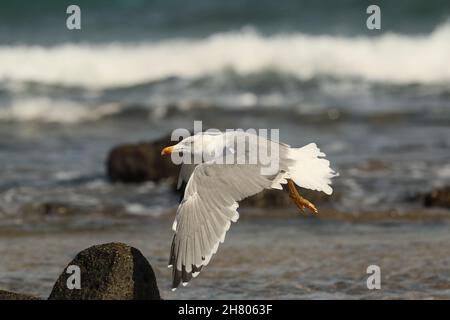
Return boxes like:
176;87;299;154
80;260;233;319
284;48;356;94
287;179;318;215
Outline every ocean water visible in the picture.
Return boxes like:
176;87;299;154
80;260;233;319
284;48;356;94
1;218;450;299
0;0;449;222
0;0;449;299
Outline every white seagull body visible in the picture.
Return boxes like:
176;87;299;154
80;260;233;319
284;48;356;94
161;131;337;290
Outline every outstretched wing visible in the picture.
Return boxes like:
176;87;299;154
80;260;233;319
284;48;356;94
169;162;276;290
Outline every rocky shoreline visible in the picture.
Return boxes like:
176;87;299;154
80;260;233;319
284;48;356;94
1;135;448;300
0;290;40;300
1;243;161;300
2;217;449;300
106;134;450;211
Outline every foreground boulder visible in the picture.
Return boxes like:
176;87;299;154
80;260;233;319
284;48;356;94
49;243;160;300
0;290;40;300
424;186;450;209
106;135;180;184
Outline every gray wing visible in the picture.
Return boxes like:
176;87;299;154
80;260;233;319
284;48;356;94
169;162;276;290
175;132;291;190
177;163;197;189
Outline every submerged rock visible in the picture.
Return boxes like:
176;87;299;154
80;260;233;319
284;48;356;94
424;186;450;209
106;135;180;184
241;187;336;208
0;290;40;300
48;242;160;300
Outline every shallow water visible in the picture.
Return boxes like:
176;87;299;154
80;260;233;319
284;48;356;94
0;113;449;223
1;216;449;299
1;2;449;222
0;0;449;300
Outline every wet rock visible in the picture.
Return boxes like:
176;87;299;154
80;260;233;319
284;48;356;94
241;187;336;208
106;134;180;184
0;290;40;300
424;186;450;209
357;159;388;172
23;202;76;217
48;242;160;300
107;134;336;208
241;189;292;208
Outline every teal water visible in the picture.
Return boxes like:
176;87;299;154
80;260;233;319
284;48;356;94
1;0;449;44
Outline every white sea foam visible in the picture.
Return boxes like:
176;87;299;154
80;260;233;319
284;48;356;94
0;97;121;123
0;24;449;89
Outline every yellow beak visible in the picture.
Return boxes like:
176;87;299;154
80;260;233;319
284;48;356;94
161;145;174;156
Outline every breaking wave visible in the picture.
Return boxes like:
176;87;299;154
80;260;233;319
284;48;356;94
0;24;449;89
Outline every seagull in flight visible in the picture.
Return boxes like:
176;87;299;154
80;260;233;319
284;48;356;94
161;131;337;290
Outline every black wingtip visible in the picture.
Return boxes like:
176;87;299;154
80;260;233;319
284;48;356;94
171;264;204;290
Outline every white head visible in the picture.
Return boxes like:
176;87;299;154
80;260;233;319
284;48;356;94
161;133;223;160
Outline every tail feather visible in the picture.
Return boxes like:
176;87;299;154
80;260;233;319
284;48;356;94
287;143;337;195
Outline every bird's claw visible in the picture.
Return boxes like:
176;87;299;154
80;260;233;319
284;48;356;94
287;179;319;215
291;195;318;215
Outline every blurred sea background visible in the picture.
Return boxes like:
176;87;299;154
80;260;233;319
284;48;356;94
0;0;449;299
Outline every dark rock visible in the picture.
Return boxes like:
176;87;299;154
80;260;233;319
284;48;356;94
424;186;450;209
48;242;160;300
106;134;180;184
23;202;76;217
241;186;336;208
357;159;388;172
241;189;292;208
106;134;336;208
0;290;40;300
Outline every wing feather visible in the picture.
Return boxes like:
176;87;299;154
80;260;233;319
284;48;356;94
169;162;275;289
169;132;335;290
